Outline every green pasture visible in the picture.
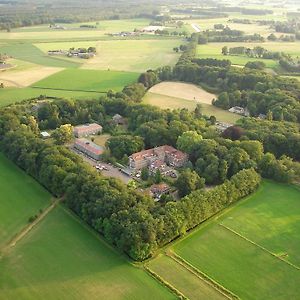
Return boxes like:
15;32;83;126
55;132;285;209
148;255;225;300
35;39;182;72
0;205;175;300
0;153;51;248
143;92;241;123
32;69;139;92
173;181;300;300
0;43;81;68
0;87;102;107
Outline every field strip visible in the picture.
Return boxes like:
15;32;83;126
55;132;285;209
168;252;239;300
1;198;59;254
219;223;300;270
144;264;188;300
31;86;106;93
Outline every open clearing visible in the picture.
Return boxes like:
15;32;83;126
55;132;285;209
148;255;226;300
32;69;139;92
172;181;300;300
0;66;63;87
0;205;175;300
0;153;51;248
35;39;182;72
148;81;216;104
143;82;241;123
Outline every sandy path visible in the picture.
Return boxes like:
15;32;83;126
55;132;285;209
148;82;216;104
191;23;201;32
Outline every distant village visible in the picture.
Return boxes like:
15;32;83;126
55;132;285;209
48;47;96;59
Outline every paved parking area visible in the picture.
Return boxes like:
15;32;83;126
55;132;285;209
71;147;131;184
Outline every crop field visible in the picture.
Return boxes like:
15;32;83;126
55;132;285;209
32;69;139;92
196;42;300;68
0;153;51;248
0;205;175;300
0;66;63;87
35;39;182;72
171;181;300;300
148;255;226;300
143;82;241;123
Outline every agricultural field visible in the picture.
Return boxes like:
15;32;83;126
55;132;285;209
196;42;300;69
35;39;182;72
0;205;175;300
32;69;139;92
143;82;241;123
0;153;51;248
168;181;300;300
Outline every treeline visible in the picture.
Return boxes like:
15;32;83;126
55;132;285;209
0;102;260;261
196;28;264;44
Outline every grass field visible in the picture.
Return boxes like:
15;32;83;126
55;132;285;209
32;69;139;92
172;181;300;299
0;205;175;300
0;153;51;248
143;82;241;123
148;255;226;300
35;39;182;72
196;42;300;68
0;87;102;107
90;134;111;148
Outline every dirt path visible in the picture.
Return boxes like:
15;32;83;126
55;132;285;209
191;23;201;32
1;199;59;254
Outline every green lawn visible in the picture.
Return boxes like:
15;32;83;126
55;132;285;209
0;153;51;248
173;181;300;300
148;255;226;300
32;69;139;92
143;92;241;123
0;87;102;107
35;39;182;72
0;205;175;300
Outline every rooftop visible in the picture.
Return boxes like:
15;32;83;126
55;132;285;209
75;138;104;155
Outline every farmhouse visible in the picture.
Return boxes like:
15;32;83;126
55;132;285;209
129;145;188;170
228;106;250;117
74;138;104;160
74;123;102;138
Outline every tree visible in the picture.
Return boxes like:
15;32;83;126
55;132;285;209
222;46;228;56
52;124;73;145
141;167;149;181
266;110;273;121
177;131;203;154
154;169;162;184
175;169;205;197
222;126;244;140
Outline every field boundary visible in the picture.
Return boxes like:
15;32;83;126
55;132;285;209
219;223;300;270
31;86;106;93
1;198;59;255
168;251;239;300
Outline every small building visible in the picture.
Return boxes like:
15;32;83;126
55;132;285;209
112;114;125;125
74;123;102;138
150;183;171;199
40;131;50;139
215;121;232;132
74;138;104;160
